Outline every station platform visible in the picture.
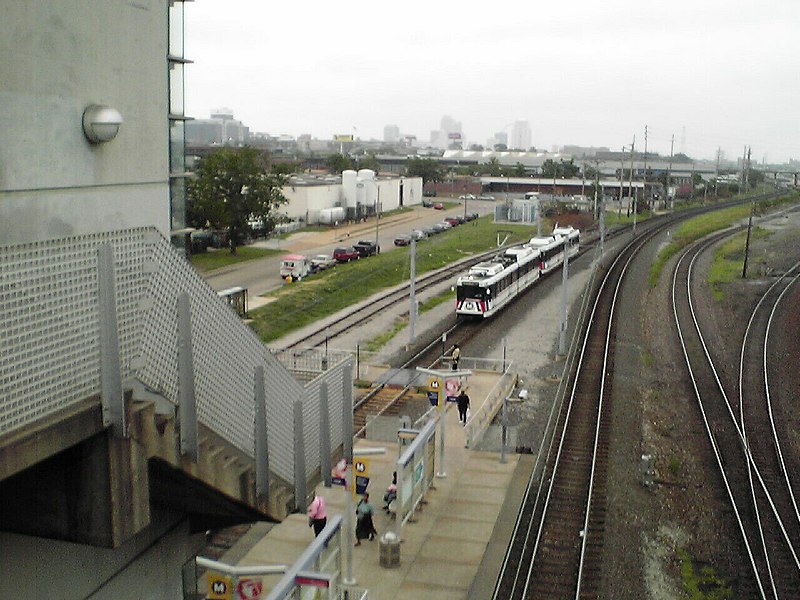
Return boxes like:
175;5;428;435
233;397;531;599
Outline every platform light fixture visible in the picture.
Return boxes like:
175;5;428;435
82;104;123;143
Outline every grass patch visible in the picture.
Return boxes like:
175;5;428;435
640;348;655;368
359;289;457;353
248;216;535;342
190;246;282;273
363;317;408;352
649;192;799;287
603;210;654;228
420;289;456;313
677;548;733;599
667;456;681;478
708;228;771;300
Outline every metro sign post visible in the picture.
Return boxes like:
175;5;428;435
417;366;472;477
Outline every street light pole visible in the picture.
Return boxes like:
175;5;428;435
374;183;381;246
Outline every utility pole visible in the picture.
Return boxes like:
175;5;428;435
643;125;650;217
667;134;674;211
618;148;625;217
408;238;416;344
597;160;605;255
745;146;751;191
630;135;637;233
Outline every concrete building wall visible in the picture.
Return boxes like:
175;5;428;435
0;510;205;599
279;178;422;223
0;0;171;244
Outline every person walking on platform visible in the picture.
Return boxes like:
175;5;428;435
457;388;470;425
355;493;377;545
307;492;327;537
451;344;461;370
383;472;397;512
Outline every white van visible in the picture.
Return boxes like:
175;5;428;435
279;254;310;281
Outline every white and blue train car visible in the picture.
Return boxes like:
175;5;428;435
552;225;580;259
456;245;541;318
526;235;567;275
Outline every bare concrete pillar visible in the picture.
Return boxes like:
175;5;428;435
177;292;198;462
342;363;353;463
254;365;269;500
294;399;307;511
319;382;331;487
97;244;126;438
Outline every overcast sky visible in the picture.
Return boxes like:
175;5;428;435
184;0;800;164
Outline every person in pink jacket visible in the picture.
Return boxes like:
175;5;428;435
307;493;327;537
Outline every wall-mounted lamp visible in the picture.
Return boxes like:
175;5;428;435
82;104;123;143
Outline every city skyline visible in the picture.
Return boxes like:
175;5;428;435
184;0;800;164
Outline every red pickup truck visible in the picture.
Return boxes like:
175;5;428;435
333;247;360;262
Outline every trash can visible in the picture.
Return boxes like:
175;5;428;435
379;532;401;568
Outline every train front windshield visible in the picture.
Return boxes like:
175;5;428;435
457;283;487;302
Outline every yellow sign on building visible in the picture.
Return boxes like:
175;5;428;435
207;571;233;600
334;134;354;142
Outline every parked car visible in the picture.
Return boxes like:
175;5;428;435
439;221;452;230
423;189;437;197
353;240;380;257
433;202;444;210
464;212;480;221
410;229;427;241
309;254;336;272
458;194;476;200
431;223;447;233
478;195;495;200
444;217;460;227
394;234;412;247
423;226;438;236
422;198;434;208
333;247;360;262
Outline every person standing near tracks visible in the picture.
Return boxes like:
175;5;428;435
451;344;461;370
457;388;470;425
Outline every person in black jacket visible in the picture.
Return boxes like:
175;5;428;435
457;388;470;425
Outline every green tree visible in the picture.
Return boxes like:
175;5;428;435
325;153;353;174
486;156;502;176
405;157;445;183
271;162;296;176
187;147;287;254
541;158;580;178
512;162;526;177
356;153;381;172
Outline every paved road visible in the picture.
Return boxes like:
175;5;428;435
202;200;497;304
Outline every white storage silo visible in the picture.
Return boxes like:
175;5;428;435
358;169;376;207
342;170;358;209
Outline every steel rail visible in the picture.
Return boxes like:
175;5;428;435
676;230;800;597
519;226;661;599
673;236;767;598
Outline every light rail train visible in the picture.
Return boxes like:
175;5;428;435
455;225;579;318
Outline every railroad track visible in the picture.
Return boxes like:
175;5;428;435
493;215;667;599
672;231;800;598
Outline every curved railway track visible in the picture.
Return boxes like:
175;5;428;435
672;231;800;598
493;220;667;600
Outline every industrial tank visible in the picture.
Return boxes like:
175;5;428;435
357;169;376;207
342;170;357;209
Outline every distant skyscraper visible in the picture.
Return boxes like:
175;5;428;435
383;124;400;143
431;115;462;149
186;108;249;145
488;131;509;149
510;121;531;151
